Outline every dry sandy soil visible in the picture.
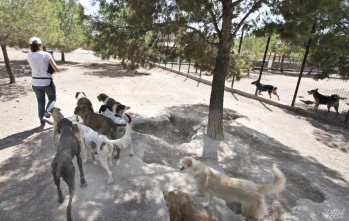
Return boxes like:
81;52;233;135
0;48;348;221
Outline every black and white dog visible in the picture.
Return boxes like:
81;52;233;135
97;93;130;115
98;105;131;126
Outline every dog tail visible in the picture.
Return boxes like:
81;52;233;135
259;164;286;195
107;123;132;149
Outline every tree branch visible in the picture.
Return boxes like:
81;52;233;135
232;0;266;37
185;25;219;46
208;8;221;37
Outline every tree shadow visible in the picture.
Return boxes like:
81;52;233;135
282;109;349;153
0;126;50;150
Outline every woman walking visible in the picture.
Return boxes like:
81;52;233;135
27;37;60;127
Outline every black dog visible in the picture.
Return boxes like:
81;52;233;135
51;118;87;221
251;80;280;100
307;88;344;116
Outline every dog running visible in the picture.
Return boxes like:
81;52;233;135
180;156;286;221
97;93;130;115
307;88;345;116
251;80;280;100
51;118;87;221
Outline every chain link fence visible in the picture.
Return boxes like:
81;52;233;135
154;37;349;124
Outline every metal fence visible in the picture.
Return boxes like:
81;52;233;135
154;56;349;124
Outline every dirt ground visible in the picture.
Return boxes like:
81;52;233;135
0;48;348;221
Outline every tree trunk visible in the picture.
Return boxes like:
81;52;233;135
1;45;15;84
207;0;233;140
61;52;65;62
280;54;285;73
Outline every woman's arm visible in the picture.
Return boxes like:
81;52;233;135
49;58;60;72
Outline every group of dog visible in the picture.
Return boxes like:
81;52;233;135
50;92;132;221
163;156;286;221
252;80;345;116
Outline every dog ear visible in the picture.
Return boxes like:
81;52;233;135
75;92;79;98
191;154;199;160
82;92;86;97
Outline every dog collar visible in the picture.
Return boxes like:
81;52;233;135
104;96;110;104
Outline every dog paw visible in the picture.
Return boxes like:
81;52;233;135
80;181;87;188
58;197;64;204
107;177;113;184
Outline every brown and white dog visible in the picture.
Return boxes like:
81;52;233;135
74;105;126;159
75;92;94;122
163;190;218;221
49;107;65;145
180;156;286;221
73;122;133;184
97;93;130;115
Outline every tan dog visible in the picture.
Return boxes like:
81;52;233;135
163;190;218;221
49;107;64;145
180;157;286;221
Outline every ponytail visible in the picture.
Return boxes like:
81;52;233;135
30;42;40;52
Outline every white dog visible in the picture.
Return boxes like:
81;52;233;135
74;122;133;184
98;105;128;125
180;156;286;221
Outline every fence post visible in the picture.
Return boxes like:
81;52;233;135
255;35;271;95
179;58;182;72
292;22;316;107
188;60;191;74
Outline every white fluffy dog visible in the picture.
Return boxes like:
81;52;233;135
180;156;286;221
74;122;133;184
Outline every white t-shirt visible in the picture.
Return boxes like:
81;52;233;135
27;51;53;86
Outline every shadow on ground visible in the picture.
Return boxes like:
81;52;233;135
0;104;348;221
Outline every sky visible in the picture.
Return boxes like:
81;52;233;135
79;0;99;15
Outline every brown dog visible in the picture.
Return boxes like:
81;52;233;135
74;105;121;159
97;93;130;115
49;107;65;145
75;92;94;122
307;88;345;116
180;156;286;221
163;190;218;221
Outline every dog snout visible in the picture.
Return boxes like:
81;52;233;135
180;166;185;171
